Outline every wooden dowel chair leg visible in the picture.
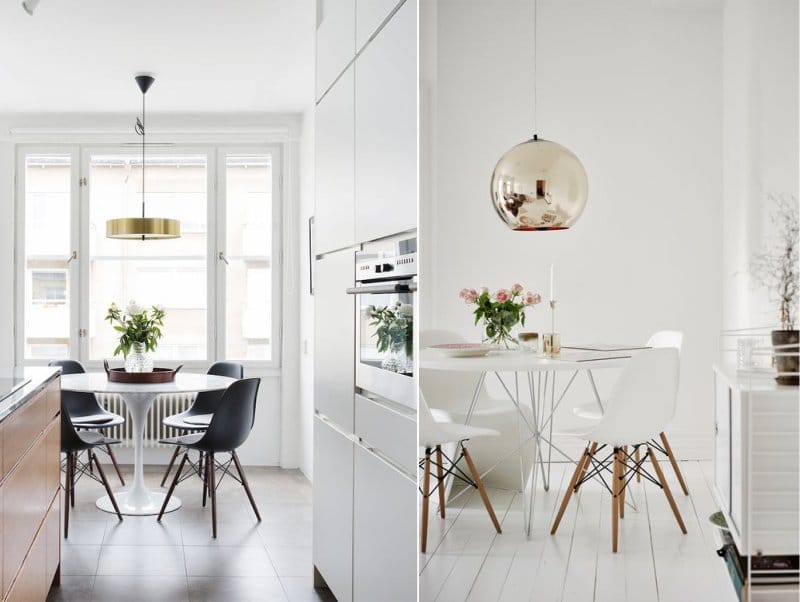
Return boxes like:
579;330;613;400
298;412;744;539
659;432;689;496
463;446;501;534
63;453;72;539
208;452;218;539
159;452;189;522
92;451;122;521
619;446;627;519
421;449;431;554
612;448;620;553
161;446;181;487
577;442;598;491
105;443;125;486
647;445;687;534
435;445;446;519
634;446;641;483
201;452;208;508
232;450;261;522
551;444;592;535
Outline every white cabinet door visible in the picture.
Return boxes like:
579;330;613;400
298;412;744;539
314;249;355;431
353;444;416;602
315;66;355;254
356;0;402;51
313;417;355;602
354;0;417;243
714;371;731;516
730;388;744;535
317;0;355;100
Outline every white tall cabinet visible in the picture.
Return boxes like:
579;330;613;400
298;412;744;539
313;1;417;601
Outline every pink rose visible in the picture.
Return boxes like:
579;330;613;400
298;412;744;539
525;292;542;306
459;288;478;303
511;283;523;295
494;289;509;302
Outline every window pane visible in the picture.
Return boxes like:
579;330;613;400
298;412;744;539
88;154;208;360
24;155;71;360
225;155;273;361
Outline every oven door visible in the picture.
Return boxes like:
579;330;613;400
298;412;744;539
347;279;416;409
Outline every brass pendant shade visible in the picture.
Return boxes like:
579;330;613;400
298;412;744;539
106;74;181;240
490;136;588;231
106;217;181;240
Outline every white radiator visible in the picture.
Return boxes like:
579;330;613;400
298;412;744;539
97;393;197;448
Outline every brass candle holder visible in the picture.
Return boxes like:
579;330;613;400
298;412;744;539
543;300;561;357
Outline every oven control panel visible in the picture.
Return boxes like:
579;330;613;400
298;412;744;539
355;252;416;283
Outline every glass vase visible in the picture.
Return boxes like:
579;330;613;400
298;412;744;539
125;342;154;373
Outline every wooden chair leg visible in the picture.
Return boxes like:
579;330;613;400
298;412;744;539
435;445;446;519
612;448;620;553
105;443;125;486
619;446;627;519
647;445;687;534
551;444;592;535
420;449;432;553
63;453;72;538
634;446;641;482
463;446;501;534
161;445;181;487
158;452;188;521
576;442;598;492
659;432;689;496
232;450;261;521
92;451;123;521
70;453;76;508
201;452;208;508
208;452;218;539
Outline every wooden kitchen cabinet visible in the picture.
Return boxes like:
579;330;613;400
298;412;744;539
316;0;355;100
315;66;356;255
354;0;417;243
0;373;61;602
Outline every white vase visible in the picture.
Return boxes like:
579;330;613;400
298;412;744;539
125;342;154;373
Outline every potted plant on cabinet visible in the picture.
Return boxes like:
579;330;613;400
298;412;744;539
751;194;799;385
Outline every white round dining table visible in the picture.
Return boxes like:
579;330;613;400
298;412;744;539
61;372;235;516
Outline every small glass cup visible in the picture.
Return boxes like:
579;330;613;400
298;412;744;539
518;332;539;353
737;338;755;369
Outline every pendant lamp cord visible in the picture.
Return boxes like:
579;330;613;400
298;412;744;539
135;91;146;221
533;0;538;137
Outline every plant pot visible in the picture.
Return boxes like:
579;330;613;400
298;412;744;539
771;330;799;386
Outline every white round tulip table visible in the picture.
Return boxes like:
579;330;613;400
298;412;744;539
61;372;235;516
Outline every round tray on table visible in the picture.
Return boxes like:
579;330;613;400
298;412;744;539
103;359;183;384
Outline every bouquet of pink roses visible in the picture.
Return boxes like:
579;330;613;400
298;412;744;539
458;284;541;348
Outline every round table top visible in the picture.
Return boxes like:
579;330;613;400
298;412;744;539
419;349;634;372
61;372;236;394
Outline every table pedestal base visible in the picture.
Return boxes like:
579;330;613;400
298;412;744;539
97;491;182;516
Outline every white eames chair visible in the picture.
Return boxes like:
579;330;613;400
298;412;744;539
572;330;689;495
551;348;687;552
419;393;502;553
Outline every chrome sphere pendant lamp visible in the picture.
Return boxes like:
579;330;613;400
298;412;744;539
106;74;181;240
490;0;588;231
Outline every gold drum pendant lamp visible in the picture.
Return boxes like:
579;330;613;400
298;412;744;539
106;74;181;240
490;0;588;231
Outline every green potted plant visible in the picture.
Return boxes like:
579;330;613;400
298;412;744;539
106;301;166;373
751;194;798;385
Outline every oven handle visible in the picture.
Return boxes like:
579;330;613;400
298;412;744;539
346;282;417;295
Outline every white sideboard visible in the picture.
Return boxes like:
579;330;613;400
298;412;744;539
713;365;799;557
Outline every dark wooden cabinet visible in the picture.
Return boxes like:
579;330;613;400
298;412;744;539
0;376;61;601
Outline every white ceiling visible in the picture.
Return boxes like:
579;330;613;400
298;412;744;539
0;0;315;114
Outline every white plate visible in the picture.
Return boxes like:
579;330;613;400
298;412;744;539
428;343;493;358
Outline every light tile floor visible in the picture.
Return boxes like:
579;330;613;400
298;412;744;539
47;463;333;602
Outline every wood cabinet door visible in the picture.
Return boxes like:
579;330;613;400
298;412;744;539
313;417;354;602
316;0;355;100
315;66;356;255
354;0;417;243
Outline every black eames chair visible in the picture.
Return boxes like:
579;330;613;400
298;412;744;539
49;359;126;485
158;377;261;537
62;398;123;537
160;361;244;487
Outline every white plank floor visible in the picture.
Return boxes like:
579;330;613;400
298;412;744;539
420;460;737;602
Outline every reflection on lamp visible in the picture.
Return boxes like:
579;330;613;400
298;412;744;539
22;0;40;15
490;135;588;231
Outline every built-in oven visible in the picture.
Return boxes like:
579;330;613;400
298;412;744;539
346;235;416;409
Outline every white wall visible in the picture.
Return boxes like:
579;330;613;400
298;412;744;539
721;0;799;331
422;0;723;460
0;112;306;467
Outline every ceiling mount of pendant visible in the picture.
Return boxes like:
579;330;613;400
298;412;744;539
106;73;181;240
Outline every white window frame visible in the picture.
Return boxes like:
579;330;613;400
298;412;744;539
14;142;283;372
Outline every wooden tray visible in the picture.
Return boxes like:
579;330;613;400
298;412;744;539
103;359;183;384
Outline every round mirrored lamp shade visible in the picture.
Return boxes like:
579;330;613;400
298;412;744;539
490;137;588;231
